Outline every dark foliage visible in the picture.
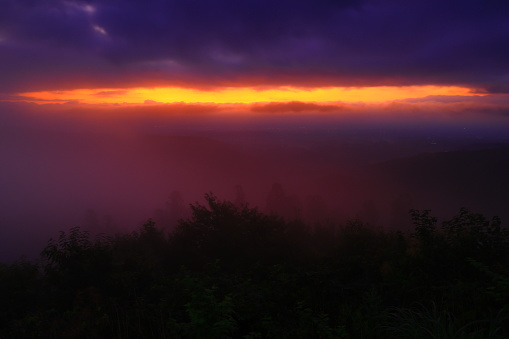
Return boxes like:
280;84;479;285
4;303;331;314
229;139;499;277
1;195;509;338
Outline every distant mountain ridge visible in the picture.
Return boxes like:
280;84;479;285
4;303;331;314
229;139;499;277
370;145;509;222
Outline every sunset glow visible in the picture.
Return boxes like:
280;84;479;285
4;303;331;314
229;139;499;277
20;85;478;105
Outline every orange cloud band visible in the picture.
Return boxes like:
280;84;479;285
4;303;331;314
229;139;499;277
19;85;478;105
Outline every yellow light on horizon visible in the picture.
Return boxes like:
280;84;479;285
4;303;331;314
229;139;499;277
20;85;478;105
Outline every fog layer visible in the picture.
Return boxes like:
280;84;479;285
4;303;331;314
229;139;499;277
1;102;508;261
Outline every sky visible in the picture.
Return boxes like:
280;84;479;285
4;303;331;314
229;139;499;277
1;0;509;111
2;0;509;261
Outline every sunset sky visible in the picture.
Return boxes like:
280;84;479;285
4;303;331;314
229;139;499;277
1;0;509;112
3;0;509;263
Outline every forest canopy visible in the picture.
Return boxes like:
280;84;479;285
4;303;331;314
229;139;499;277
1;194;509;338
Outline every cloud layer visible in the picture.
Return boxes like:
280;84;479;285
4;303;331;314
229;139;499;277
1;0;509;93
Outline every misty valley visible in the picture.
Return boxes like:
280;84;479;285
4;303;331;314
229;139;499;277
1;120;508;261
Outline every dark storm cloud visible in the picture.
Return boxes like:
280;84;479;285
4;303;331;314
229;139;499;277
1;0;509;92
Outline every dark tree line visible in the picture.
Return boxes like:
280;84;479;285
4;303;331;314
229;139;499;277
1;194;509;338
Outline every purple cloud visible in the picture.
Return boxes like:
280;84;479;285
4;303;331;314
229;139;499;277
1;0;509;93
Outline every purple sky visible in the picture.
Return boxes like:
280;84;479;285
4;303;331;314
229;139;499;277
1;0;509;93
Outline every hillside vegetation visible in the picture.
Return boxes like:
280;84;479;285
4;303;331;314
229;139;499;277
1;194;509;338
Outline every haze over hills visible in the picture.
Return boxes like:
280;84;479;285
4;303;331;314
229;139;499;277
369;146;509;222
323;144;508;226
1;117;508;261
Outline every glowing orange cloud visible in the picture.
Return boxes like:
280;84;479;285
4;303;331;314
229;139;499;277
20;85;478;105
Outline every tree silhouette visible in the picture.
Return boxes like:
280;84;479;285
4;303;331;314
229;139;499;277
266;183;302;220
234;184;247;207
356;200;379;226
1;196;509;338
390;192;414;230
